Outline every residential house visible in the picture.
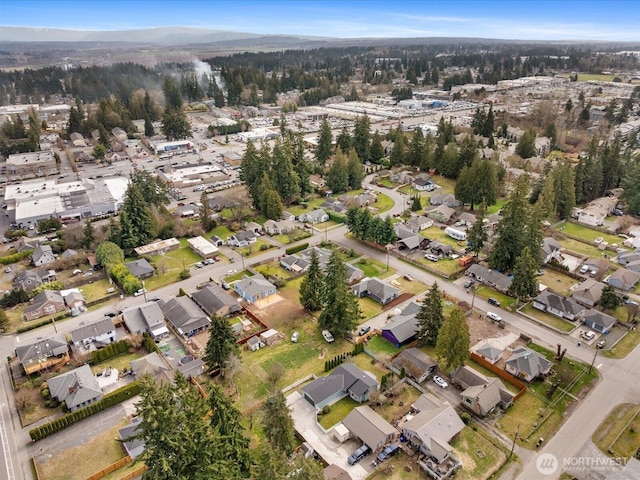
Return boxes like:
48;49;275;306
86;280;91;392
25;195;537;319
352;278;400;305
402;393;464;464
125;259;155;279
532;291;585;321
392;348;437;383
234;274;277;304
466;264;512;293
429;193;461;208
425;205;456;224
541;237;562;264
32;244;56;266
48;365;102;412
160;296;211;337
322;198;348;214
279;254;311;273
454;366;515;416
69;132;87;147
191;282;241;317
69;318;116;349
474;342;503;364
13;269;56;293
177;357;205;379
62;289;85;310
625;261;640;274
131;352;174;384
571;279;606;307
208;195;236;211
390;171;412;184
111;127;127;141
341;406;397;452
309;175;326;189
187;236;219;259
15;333;70;375
381;302;420;347
504;346;552;382
407;215;434;231
119;419;145;459
176;204;197;218
347;193;377;208
61;249;78;259
227;230;258;248
23;290;65;321
617;251;640;267
582;309;617;334
456;212;476;227
264;218;296;235
301;363;379;409
298;209;329;224
395;224;429;251
607;268;640;291
413;177;434;191
279;246;364;283
574;197;617;227
245;222;262;234
13;237;39;253
429;241;454;258
121;302;169;340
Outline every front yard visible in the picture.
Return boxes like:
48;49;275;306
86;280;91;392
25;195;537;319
538;269;579;296
451;425;509;480
520;304;576;333
593;403;640;459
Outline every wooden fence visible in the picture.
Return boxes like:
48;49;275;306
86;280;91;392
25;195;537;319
85;456;131;480
470;352;528;401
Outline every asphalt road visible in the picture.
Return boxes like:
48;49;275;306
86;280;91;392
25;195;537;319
1;173;639;480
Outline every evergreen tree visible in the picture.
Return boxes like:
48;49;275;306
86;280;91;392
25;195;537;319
118;182;157;251
315;118;333;163
319;251;360;338
200;191;214;232
204;314;239;373
509;246;539;302
299;249;325;311
599;285;621;311
353;114;371;162
347;149;364;190
326;152;349;194
435;308;470;371
407;128;424;167
390;127;406;166
535;174;556;219
271;140;300;205
553;161;576;219
467;202;487;257
258;173;283;220
262;391;297;455
369;131;385;164
621;161;640;215
291;133;312;197
81;221;95;250
161;106;192;140
336;126;353;153
416;282;444;346
515;129;537;159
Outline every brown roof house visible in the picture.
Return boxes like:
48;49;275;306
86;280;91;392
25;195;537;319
47;364;102;412
131;352;174;384
607;268;640;291
454;365;515;417
571;279;606;307
23;290;65;321
341;405;397;452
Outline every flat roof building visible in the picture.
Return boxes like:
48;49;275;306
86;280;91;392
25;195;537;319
5;151;57;179
187;236;219;259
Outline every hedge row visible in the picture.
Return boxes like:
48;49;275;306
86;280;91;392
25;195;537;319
0;250;33;265
143;333;160;354
324;352;351;372
29;381;142;441
285;242;309;255
326;211;346;224
91;339;130;364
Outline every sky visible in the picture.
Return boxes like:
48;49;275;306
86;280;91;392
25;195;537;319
2;0;640;42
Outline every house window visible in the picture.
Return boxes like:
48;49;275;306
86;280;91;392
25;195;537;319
464;397;472;405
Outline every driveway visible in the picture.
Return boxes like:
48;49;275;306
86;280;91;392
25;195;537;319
287;392;370;479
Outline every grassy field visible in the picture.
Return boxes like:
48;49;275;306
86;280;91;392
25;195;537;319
420;226;465;248
254;261;294;280
373;193;395;213
418;256;466;276
452;426;508;480
593;403;640;458
520;304;576;332
238;238;277;257
36;419;129;480
486;198;508;215
318;396;360;429
539;270;579;296
285;197;325;217
366;335;401;356
557;237;611;261
274;228;312;245
209;224;234;240
353;257;394;279
77;278;112;302
90;352;142;375
557;222;622;245
577;73;621;82
475;286;517;311
358;296;384;320
376;178;394;188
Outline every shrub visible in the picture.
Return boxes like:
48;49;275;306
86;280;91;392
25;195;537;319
260;244;270;251
285;243;308;255
322;405;331;415
460;412;472;425
179;270;191;280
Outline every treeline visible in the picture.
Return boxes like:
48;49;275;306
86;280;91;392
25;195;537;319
345;207;397;246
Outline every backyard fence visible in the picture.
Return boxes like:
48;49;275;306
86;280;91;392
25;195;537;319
84;456;131;480
470;352;527;401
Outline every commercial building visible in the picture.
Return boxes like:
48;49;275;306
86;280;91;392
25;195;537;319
5;151;58;179
151;140;194;154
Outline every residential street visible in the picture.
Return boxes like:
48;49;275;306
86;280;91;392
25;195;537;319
1;176;639;480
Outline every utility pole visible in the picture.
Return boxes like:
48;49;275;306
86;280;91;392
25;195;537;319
589;345;599;373
509;424;519;459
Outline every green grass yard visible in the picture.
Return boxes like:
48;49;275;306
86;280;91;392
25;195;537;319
538;269;578;296
520;304;576;332
593;403;640;458
557;222;622;245
317;396;360;429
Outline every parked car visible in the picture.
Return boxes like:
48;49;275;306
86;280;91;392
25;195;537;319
403;273;413;281
433;375;448;388
194;262;204;268
425;253;439;262
133;288;147;297
358;325;371;336
579;265;589;274
581;330;596;341
149;296;160;302
464;279;474;289
104;312;117;318
487;311;502;322
291;331;299;343
597;340;606;349
377;443;401;462
322;330;335;343
488;298;501;307
4;266;10;273
348;444;371;465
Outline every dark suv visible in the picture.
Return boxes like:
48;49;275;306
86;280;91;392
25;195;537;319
348;444;371;465
488;298;501;307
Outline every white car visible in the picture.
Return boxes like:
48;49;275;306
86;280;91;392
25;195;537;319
227;269;237;275
291;331;299;343
487;311;502;322
433;375;448;388
322;330;335;343
133;288;147;297
582;331;596;341
4;266;11;273
194;262;204;268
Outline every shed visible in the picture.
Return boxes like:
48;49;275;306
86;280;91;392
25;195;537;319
259;329;282;346
246;336;264;351
333;423;350;443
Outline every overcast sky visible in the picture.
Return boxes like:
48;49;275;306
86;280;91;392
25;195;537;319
3;0;640;41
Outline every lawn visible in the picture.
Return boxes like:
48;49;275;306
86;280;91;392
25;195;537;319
36;419;129;480
358;296;384;320
374;381;422;422
538;270;579;296
225;269;253;283
349;353;390;380
520;304;576;333
418;257;466;276
486;198;508;215
366;335;401;356
274;228;312;245
557;222;622;245
353;257;393;279
315;220;341;231
602;328;640;359
420;226;464;248
317;396;360;429
285;197;325;217
577;73;620;82
474;286;517;311
558;237;617;266
373;193;395;213
254;261;293;280
77;278;113;302
237;238;276;257
593;403;640;458
452;426;508;480
209;224;234;240
90;352;142;375
376;178;394;188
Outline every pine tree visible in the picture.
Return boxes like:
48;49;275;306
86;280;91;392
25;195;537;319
416;282;444;346
407;128;425;166
319;251;360;338
203;314;239;373
509;246;539;302
369;131;385;164
435;308;470;370
390;127;406;166
118;182;157;251
467;202;487;257
336;126;353;153
271;140;300;205
299;249;325;311
81;221;95;250
347;149;364;190
553;161;576;219
353;114;371;162
326;152;349;194
262;391;297;455
315;118;333;163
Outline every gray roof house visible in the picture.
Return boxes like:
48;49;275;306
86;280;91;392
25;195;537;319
466;264;512;293
15;333;70;375
541;237;562;264
298;209;329;224
122;302;168;339
13;269;56;293
474;342;503;364
234;274;277;304
69;318;116;349
571;279;606;307
392;347;437;383
407;215;434;231
402;393;464;464
125;259;155;279
533;291;585;321
47;364;102;412
582;309;617;334
504;346;552;382
607;268;640;291
160;296;211;337
131;352;174;384
429;193;462;208
381;302;421;347
227;230;258;248
191;282;241;317
454;366;515;417
32;244;56;266
301;363;379;409
395;224;429;251
119;419;145;459
352;278;400;305
341;406;397;452
264;218;296;235
617;251;640;266
425;205;456;223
